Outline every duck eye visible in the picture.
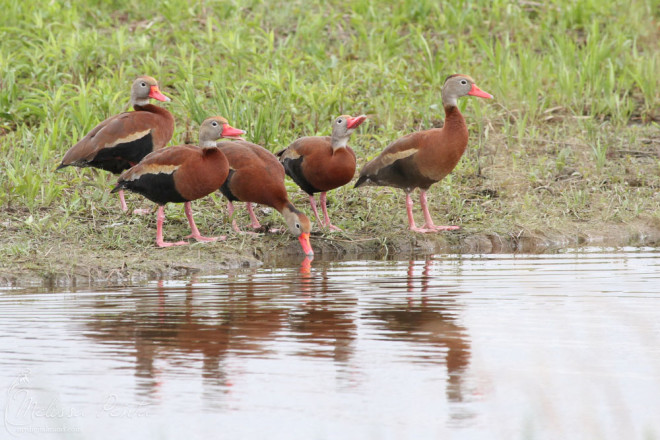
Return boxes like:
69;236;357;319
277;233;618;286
460;80;468;85
295;223;300;229
337;119;343;124
141;82;147;87
211;121;218;127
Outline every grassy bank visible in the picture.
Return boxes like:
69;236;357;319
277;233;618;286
1;0;659;285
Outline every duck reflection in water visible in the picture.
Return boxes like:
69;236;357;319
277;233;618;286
300;256;313;274
289;259;358;373
81;256;471;418
83;277;288;403
367;258;472;408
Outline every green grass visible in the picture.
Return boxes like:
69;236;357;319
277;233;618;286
1;0;659;276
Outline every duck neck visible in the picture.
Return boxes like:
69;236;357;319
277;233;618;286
199;139;218;149
132;97;150;108
330;134;349;151
443;104;466;129
441;87;457;107
276;199;296;215
441;104;469;159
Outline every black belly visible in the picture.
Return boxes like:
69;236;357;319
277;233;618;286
281;156;318;195
118;172;187;205
219;169;239;201
90;132;155;174
373;156;437;192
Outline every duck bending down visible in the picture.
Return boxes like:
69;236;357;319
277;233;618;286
111;116;245;247
217;140;314;256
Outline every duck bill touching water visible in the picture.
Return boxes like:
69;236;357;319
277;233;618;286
216;140;314;257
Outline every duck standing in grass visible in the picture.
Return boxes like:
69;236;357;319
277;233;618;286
112;116;245;247
217;140;314;257
277;115;367;231
354;74;493;232
57;76;174;214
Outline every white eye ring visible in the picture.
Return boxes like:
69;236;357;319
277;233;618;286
460;80;468;85
295;223;300;229
211;121;218;127
141;82;147;87
337;119;343;124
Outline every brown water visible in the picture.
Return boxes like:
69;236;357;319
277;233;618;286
1;248;660;439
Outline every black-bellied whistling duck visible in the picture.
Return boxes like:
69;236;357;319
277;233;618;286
111;116;245;247
277;114;367;231
354;74;493;232
216;140;314;256
57;76;174;214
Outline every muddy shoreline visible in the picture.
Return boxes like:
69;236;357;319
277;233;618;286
3;217;659;289
4;117;658;291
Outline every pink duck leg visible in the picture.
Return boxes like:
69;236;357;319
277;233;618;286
155;206;188;247
419;191;460;231
118;189;129;213
247;202;284;233
184;202;225;242
132;206;153;216
117;189;153;216
406;193;433;233
308;194;323;228
246;202;262;229
227;201;258;235
319;192;342;231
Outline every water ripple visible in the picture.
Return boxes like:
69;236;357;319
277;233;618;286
1;249;659;438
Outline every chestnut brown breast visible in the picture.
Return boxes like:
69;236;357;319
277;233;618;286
113;145;228;205
217;141;289;211
355;106;468;192
175;147;229;201
280;136;357;194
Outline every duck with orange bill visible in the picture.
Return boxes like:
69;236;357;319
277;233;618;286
111;116;245;247
355;74;493;232
216;139;314;257
278;114;367;231
57;76;174;214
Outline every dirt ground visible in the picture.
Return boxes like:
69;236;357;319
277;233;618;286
2;215;659;289
3;125;659;289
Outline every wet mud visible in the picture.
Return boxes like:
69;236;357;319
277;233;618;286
2;216;659;288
